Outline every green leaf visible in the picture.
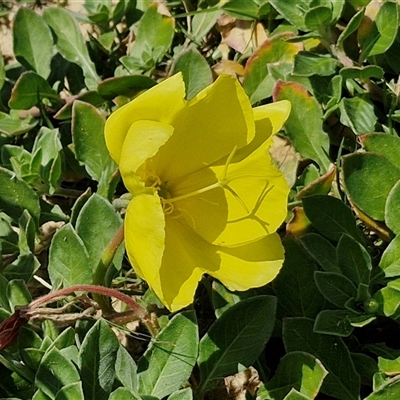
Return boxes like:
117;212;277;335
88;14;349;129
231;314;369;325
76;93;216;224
0;111;38;137
47;223;92;288
75;193;123;277
42;7;99;89
373;282;400;317
337;9;364;47
17;209;36;254
339;66;384;80
115;345;138;392
364;375;400;399
97;75;156;99
31;127;63;195
265;351;328;399
33;390;52;400
72;101;116;188
304;6;333;31
378;355;400;376
283;389;312;400
197;296;276;394
273;81;331;172
380;235;400;278
302;195;364;242
268;0;309;31
244;33;301;104
191;8;223;44
7;279;31;309
138;311;198;399
293;52;338;77
314;310;354;337
109;388;141;400
283;317;360;400
13;8;53;79
336;234;371;286
4;252;40;283
386;180;400;235
300;233;340;273
361;133;400;170
0;215;19;255
342;153;400;221
273;238;326;318
35;347;81;399
211;280;255;318
221;0;259;20
0;166;40;226
55;382;85;400
167;388;193;400
55;91;105;120
9;71;58;110
171;48;213;100
351;352;379;385
0;47;5;92
80;319;119;400
360;1;399;60
339;96;377;135
314;271;358;308
33;389;52;400
128;3;174;72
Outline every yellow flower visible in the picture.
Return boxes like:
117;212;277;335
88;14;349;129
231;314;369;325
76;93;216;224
105;73;291;312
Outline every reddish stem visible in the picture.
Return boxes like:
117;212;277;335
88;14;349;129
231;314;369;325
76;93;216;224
27;284;159;336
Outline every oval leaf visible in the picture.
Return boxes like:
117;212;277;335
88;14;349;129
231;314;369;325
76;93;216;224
197;296;276;395
138;311;198;399
13;8;53;79
79;319;120;400
171;47;213;100
273;81;331;172
43;7;99;89
283;317;360;400
386;180;400;235
0;166;40;226
342;153;400;221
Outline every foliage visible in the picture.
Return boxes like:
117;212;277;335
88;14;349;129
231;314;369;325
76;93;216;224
1;0;400;399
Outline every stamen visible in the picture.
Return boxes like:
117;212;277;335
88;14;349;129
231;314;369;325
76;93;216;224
162;201;174;215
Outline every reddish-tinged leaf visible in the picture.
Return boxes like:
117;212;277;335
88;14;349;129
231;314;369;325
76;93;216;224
286;207;311;237
296;167;336;200
244;32;302;103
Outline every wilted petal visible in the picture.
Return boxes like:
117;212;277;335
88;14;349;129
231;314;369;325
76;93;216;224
120;120;174;194
105;73;186;163
211;143;290;246
153;217;219;312
0;309;28;350
210;233;285;291
124;193;165;284
154;75;255;182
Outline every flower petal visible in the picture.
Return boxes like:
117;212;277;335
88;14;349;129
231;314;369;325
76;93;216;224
211;143;290;246
124;193;165;284
253;100;291;136
210;100;291;167
105;73;186;163
153;75;255;182
151;217;219;312
119;120;174;194
210;233;285;291
169;167;228;243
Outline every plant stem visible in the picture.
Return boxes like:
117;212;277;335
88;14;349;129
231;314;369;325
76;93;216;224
92;223;125;314
27;284;159;337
